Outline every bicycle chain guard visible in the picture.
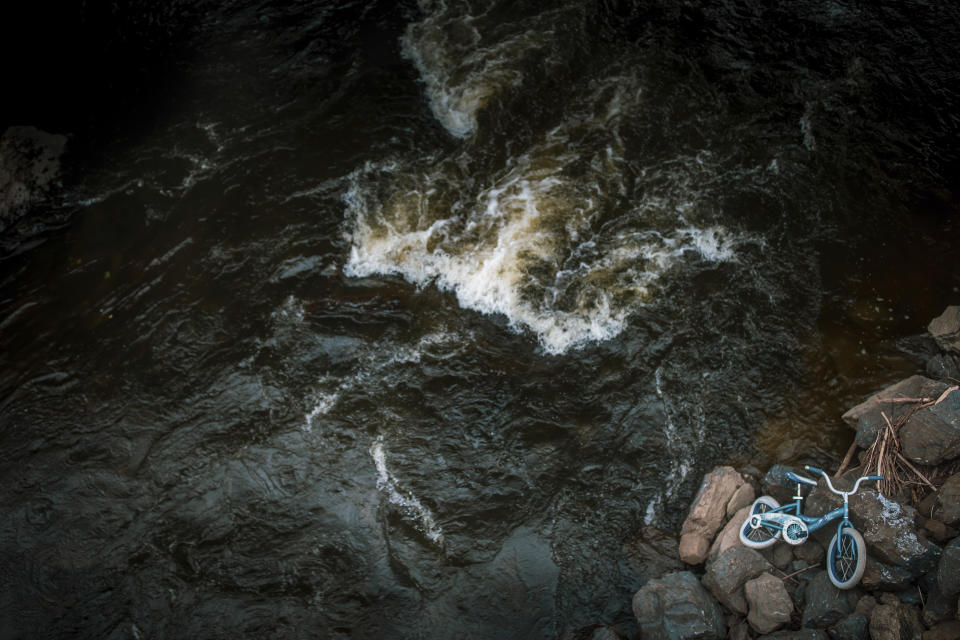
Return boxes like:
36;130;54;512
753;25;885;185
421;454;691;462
782;516;809;545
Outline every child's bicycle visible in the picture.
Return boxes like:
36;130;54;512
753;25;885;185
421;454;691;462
738;465;882;589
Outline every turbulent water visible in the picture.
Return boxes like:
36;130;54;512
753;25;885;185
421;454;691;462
2;0;959;637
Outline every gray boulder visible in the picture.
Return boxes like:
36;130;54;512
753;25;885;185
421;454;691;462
632;571;726;640
0;126;67;224
937;536;960;597
744;572;793;635
868;601;923;640
805;482;941;589
898;387;960;466
679;466;747;565
928;306;960;355
702;545;773;614
802;570;852;628
843;375;936;440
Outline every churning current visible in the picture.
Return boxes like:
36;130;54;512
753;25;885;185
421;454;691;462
2;0;959;638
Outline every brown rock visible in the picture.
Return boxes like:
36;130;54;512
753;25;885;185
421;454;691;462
869;602;924;640
679;466;746;565
744;572;793;634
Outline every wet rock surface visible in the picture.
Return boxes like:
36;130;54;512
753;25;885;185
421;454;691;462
0;126;66;225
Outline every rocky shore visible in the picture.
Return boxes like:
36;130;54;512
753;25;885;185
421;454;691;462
608;306;960;640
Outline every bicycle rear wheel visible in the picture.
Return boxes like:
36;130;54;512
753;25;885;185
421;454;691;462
739;496;780;549
826;527;866;589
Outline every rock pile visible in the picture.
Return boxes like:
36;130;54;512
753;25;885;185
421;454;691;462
624;306;960;640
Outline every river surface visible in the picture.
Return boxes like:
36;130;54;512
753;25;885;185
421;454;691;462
2;1;959;638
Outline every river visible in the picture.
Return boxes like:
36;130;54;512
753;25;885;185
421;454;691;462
2;1;959;637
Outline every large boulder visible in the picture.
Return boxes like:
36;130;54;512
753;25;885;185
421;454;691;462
701;545;772;614
679;466;747;565
802;570;852;628
744;572;793;635
632;571;726;640
843;375;937;437
898;388;960;466
847;376;960;466
928;306;960;355
0;126;67;224
807;483;941;588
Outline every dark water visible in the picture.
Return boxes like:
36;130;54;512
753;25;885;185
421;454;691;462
2;1;959;638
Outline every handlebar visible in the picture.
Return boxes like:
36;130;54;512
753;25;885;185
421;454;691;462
804;465;882;497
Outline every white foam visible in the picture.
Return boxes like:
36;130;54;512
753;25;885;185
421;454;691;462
401;1;552;137
370;436;445;545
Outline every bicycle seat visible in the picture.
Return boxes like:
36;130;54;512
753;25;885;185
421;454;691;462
786;471;818;487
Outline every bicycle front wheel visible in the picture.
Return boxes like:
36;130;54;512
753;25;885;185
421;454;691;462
739;496;780;549
826;527;866;589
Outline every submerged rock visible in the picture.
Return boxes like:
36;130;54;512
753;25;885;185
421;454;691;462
0;126;67;224
632;570;726;640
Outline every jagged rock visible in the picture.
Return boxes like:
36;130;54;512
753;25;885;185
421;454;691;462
702;545;773;614
868;601;923;640
937;537;960;597
899;388;960;466
0;126;67;223
632;571;726;640
827;612;869;640
802;570;852;628
861;558;917;591
679;466;747;565
939;473;960;526
806;483;941;589
923;620;960;640
707;505;751;565
928;306;960;356
622;525;683;584
744;572;793;635
727;483;756;520
848;376;960;466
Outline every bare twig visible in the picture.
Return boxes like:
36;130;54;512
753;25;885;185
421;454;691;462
895;453;938;491
835;440;858;478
